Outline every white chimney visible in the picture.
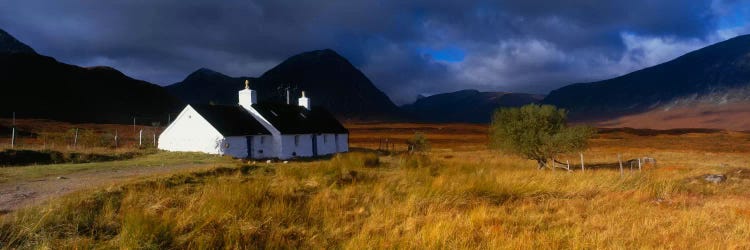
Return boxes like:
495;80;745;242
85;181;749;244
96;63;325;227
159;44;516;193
239;79;257;109
298;91;310;110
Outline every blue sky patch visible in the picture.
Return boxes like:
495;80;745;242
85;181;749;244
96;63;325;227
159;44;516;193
419;46;466;62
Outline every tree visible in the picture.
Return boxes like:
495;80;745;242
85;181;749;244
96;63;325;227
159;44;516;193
489;104;595;169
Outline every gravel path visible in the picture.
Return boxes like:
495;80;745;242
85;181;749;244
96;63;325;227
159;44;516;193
0;163;218;213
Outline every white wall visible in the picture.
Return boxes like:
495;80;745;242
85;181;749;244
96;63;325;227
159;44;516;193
158;106;225;155
249;135;275;159
276;133;348;159
240;106;283;157
336;133;349;153
279;134;313;159
222;136;247;158
314;133;337;156
219;135;272;159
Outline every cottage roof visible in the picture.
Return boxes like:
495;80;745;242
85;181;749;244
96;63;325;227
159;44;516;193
251;102;349;134
191;104;271;136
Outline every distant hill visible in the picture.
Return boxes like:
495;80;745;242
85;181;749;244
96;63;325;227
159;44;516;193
167;49;402;119
402;89;543;123
544;34;750;125
0;28;182;124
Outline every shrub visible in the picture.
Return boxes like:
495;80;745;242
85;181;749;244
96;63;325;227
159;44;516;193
406;132;430;153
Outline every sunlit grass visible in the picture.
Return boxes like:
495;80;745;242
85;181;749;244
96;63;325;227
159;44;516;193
3;124;750;248
2;145;750;249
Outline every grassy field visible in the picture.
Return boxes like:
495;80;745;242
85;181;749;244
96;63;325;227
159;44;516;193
2;123;750;249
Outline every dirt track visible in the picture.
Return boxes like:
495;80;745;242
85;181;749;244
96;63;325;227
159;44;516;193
0;163;217;213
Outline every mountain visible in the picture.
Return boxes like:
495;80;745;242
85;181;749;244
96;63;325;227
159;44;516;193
0;29;36;54
402;89;543;123
167;49;401;119
165;68;254;106
0;28;182;124
544;34;750;125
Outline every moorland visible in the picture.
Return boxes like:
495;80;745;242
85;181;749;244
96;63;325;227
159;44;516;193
1;120;749;248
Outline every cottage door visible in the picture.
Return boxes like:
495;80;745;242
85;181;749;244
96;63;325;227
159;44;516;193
312;135;318;157
246;136;253;158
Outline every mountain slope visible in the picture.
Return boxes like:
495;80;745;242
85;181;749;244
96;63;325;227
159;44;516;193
0;29;36;54
544;34;750;122
402;89;543;123
0;29;182;124
167;49;401;119
166;68;255;106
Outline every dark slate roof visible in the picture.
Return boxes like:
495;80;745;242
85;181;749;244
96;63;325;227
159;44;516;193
191;104;271;136
251;102;349;134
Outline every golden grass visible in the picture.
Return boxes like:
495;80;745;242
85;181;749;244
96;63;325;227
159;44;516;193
2;123;750;249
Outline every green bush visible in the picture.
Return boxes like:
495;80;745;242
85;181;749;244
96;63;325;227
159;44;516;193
406;132;430;153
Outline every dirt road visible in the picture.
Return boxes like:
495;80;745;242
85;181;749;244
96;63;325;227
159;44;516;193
0;163;220;213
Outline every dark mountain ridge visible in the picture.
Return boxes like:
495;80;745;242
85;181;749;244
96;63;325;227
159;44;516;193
167;49;402;120
0;28;182;124
402;89;543;123
543;34;750;120
0;29;36;54
166;68;255;106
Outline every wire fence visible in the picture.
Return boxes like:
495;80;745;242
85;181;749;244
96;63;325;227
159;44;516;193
0;113;178;152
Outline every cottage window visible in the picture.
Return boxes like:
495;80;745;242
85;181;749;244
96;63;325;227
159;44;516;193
294;135;300;146
323;134;327;143
260;136;265;144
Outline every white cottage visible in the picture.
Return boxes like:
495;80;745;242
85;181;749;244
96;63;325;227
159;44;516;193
158;80;349;159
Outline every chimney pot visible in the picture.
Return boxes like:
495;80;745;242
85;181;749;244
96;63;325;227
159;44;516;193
298;91;310;110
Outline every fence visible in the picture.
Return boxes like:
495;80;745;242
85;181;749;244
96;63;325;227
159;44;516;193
550;152;658;177
0;113;177;151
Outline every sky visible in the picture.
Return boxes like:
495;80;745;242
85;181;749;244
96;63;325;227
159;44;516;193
1;0;749;105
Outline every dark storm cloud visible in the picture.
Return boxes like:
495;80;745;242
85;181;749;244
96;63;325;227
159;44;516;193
0;0;747;104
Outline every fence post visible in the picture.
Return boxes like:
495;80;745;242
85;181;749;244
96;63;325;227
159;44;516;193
552;158;556;171
153;132;156;147
11;127;15;148
74;128;79;148
566;160;570;171
11;111;15;148
630;159;633;171
580;152;585;172
139;129;143;147
114;130;119;148
618;154;623;177
638;158;642;171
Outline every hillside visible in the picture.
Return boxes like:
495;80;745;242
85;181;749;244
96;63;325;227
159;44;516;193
0;29;183;124
402;89;543;123
167;49;402;119
165;68;254;106
544;34;750;126
0;29;36;54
